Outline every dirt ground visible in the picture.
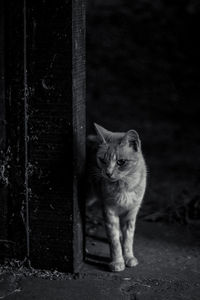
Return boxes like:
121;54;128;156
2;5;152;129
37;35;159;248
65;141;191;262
1;219;200;299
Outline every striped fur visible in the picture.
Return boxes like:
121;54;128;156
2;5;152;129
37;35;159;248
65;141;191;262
88;124;147;272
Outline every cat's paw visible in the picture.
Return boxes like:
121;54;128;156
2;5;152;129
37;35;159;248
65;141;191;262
124;256;138;267
109;260;125;272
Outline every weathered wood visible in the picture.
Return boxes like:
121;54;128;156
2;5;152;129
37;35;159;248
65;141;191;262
0;0;86;272
4;0;27;260
27;0;74;271
0;0;6;149
27;0;86;272
72;0;86;273
0;0;12;262
0;0;6;237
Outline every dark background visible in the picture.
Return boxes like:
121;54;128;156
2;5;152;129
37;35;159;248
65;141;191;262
87;0;200;224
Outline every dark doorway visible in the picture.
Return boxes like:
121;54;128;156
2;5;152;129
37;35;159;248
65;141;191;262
85;0;200;278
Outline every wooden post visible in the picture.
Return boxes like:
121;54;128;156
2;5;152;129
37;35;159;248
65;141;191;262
4;0;27;260
1;0;86;273
0;0;5;149
0;0;8;261
72;0;86;273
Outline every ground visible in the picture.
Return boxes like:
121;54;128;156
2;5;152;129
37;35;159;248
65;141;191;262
1;220;200;299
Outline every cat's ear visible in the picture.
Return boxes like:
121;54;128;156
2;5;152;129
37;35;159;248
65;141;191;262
94;123;111;144
122;130;141;152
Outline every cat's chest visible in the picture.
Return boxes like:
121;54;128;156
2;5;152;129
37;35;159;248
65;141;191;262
101;180;138;208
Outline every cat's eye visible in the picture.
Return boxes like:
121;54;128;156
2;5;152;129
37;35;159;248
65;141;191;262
117;159;126;166
99;157;106;164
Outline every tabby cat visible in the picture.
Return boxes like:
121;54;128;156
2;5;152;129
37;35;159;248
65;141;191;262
88;123;147;272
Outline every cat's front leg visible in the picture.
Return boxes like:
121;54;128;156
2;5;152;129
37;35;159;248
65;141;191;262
104;208;125;272
121;210;139;267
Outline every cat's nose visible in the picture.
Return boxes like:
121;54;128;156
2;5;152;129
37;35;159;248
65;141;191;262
106;171;112;178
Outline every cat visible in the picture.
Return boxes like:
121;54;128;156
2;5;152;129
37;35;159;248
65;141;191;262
87;123;147;272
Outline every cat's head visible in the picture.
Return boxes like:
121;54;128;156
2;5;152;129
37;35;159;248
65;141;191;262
94;123;142;182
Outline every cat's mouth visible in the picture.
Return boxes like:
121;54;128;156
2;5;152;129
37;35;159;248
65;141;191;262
104;176;118;182
109;178;118;182
102;171;119;182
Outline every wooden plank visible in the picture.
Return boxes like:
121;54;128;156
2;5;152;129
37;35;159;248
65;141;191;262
26;0;86;272
1;0;86;272
4;0;27;261
26;0;73;271
0;0;8;261
72;0;86;272
0;0;6;149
